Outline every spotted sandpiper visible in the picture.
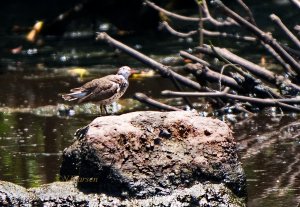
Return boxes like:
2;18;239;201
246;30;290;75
62;66;132;114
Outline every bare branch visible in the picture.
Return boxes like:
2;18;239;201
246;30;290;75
144;1;202;22
295;25;300;33
194;45;300;92
185;63;244;91
195;45;276;82
203;29;256;42
160;21;256;41
270;14;300;50
159;21;197;38
162;90;300;112
202;0;238;26
235;0;256;25
96;32;204;92
134;93;183;111
213;0;300;74
260;42;296;76
185;62;282;99
180;50;213;68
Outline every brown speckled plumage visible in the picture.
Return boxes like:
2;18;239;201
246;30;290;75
62;66;131;112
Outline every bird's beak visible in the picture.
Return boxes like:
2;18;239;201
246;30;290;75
130;69;139;74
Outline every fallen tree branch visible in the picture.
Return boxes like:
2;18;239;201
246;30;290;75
202;0;238;26
185;62;283;99
182;48;285;98
162;90;300;112
194;45;300;92
218;103;254;115
270;14;300;50
159;21;197;38
96;32;205;92
212;0;300;74
180;50;218;70
195;45;275;81
160;21;256;41
185;63;244;91
134;93;183;111
144;1;202;22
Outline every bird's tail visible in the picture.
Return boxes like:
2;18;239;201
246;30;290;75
62;94;78;101
62;91;88;101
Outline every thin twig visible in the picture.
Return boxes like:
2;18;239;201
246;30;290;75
134;93;183;111
160;21;256;41
159;22;197;38
202;0;238;26
162;90;300;112
180;50;213;68
195;0;204;47
235;0;256;25
144;0;202;22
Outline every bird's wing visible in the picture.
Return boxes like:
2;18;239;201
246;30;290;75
77;77;120;103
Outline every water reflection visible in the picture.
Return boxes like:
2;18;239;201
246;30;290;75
233;116;300;207
0;112;91;187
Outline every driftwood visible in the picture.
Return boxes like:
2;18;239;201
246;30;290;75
144;0;201;22
270;14;300;50
184;62;283;99
96;32;204;92
185;63;243;92
134;93;182;111
193;45;300;93
159;21;256;42
200;0;238;27
212;0;300;75
96;1;300;115
162;90;300;112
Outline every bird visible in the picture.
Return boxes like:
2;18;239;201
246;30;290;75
62;66;132;114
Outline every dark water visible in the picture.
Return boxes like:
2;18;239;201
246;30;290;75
0;1;300;206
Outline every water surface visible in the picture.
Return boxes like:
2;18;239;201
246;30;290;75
0;1;300;206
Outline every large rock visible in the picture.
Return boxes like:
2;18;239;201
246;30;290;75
60;111;246;198
30;178;245;207
0;177;245;206
0;181;40;206
0;111;246;206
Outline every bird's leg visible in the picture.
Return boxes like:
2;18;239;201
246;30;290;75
104;105;108;114
100;104;104;115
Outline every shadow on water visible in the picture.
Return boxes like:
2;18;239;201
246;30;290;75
0;1;299;207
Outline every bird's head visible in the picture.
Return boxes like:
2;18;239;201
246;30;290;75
117;66;132;79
